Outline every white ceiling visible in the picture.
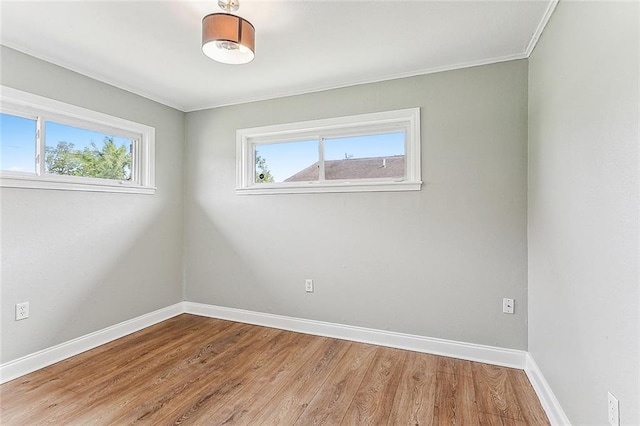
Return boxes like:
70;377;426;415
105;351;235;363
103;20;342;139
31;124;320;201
0;1;554;112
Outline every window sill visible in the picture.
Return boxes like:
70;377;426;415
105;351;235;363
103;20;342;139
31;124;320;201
236;180;422;195
0;174;156;195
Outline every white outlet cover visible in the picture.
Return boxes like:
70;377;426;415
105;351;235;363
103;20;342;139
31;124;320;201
15;302;29;320
502;298;514;314
608;392;619;426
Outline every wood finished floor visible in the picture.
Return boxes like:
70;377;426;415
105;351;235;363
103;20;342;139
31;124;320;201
0;314;549;425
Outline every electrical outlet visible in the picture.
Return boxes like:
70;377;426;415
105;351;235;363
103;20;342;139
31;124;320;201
305;279;314;293
16;302;29;320
502;298;514;314
608;392;619;426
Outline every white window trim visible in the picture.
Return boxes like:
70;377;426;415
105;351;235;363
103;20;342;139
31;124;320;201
0;86;156;194
236;108;422;195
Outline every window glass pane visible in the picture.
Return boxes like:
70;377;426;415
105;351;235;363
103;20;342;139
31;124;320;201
1;113;36;173
254;139;318;183
44;121;133;181
323;131;405;180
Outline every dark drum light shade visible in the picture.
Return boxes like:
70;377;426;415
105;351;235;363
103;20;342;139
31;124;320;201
202;13;255;65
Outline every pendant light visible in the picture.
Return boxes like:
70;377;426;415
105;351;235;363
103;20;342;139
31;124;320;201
202;0;255;65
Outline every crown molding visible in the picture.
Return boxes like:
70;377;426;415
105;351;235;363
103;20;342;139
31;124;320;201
525;0;560;57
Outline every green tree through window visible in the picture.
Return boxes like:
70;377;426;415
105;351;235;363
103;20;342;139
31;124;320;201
255;153;274;183
45;137;132;180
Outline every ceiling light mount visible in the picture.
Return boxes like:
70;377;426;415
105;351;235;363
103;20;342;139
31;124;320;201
217;0;239;13
202;0;255;65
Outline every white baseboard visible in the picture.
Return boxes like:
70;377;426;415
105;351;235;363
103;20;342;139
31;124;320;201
184;302;527;369
525;353;572;425
0;303;184;384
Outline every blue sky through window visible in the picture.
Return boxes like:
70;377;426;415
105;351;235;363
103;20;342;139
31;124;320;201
324;132;404;161
45;121;131;152
1;113;36;173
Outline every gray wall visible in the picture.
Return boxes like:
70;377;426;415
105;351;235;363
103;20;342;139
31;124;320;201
528;2;639;424
0;46;185;363
185;59;529;350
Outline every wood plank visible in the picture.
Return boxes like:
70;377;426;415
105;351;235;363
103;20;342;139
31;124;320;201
102;324;288;424
168;331;326;424
294;342;377;426
62;321;256;424
0;387;82;425
507;369;550;425
245;338;351;425
471;362;525;421
478;411;530;425
433;372;479;424
340;346;407;425
387;351;438;425
437;355;473;377
67;315;233;392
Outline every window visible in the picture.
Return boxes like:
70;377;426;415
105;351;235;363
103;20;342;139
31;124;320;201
237;108;421;194
0;86;155;194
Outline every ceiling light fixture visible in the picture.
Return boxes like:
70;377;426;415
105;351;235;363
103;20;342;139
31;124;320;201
202;0;255;65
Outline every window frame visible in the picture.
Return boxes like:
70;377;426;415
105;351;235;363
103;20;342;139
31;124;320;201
236;108;422;195
0;86;155;194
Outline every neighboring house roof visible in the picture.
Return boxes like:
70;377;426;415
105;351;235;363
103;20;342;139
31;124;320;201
284;155;405;182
